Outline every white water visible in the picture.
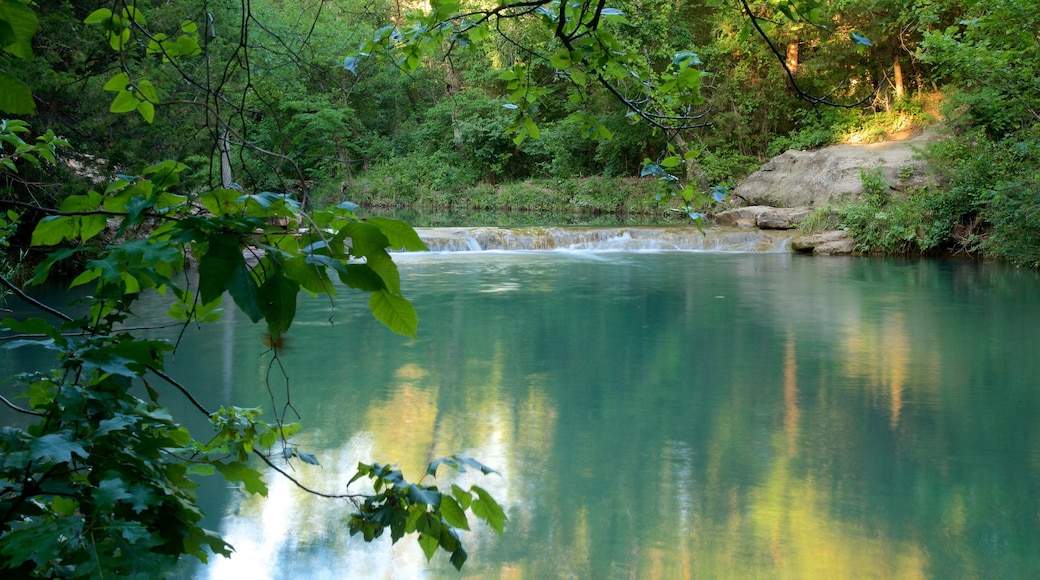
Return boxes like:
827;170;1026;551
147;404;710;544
414;226;797;253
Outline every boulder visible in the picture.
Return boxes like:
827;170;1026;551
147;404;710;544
714;206;772;229
731;130;939;208
755;207;811;229
792;230;856;255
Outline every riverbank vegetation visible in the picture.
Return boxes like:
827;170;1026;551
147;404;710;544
1;0;1038;576
4;1;1035;265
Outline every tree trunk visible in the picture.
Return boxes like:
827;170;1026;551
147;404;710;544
785;41;799;75
893;50;905;99
219;130;233;189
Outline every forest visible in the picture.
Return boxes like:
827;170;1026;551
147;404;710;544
0;0;1035;262
1;0;1038;577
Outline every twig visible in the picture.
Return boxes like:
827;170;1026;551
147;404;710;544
0;393;45;416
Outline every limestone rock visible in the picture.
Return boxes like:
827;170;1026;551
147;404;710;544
792;230;856;255
714;206;772;229
755;207;811;229
813;239;857;255
731;130;939;208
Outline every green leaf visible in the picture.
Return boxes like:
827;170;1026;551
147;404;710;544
216;461;269;496
84;8;114;25
30;216;73;246
418;532;439;561
470;485;506;534
136;100;154;124
450;547;468;571
550;49;571;70
284;256;333;296
103;72;130;91
258;271;299;337
29;432;88;464
296;450;321;466
439;496;470;531
97;414;137;436
110;90;140;113
523;116;540;140
338;263;386;292
0;0;36;60
94;478;132;508
366;217;428;251
0;71;34;114
108;27;131;51
343;56;359;75
370;289;418;338
451;484;472;510
198;233;246;302
406;484;441;507
660;155;683;169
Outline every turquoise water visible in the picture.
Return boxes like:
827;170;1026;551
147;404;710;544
6;250;1040;578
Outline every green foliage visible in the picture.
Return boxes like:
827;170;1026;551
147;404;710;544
0;0;37;114
0;112;519;575
348;457;506;570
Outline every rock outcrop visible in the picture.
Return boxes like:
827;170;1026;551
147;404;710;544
712;128;943;256
715;206;811;230
730;130;939;208
791;230;857;255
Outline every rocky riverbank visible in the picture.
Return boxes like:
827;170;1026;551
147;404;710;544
712;129;941;255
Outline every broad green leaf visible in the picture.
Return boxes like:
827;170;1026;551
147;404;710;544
216;461;269;496
660;155;682;169
108;28;131;51
672;51;701;69
341;221;389;258
343;56;359;75
369;289;418;337
550;49;571;70
97;414;137;436
365;251;400;294
83;8;114;25
450;547;468;571
199;188;243;215
121;5;147;26
30;215;74;246
367;217;427;251
297;450;320;466
406;484;441;507
439;496;470;531
110;90;140;113
338;263;386;292
258;271;299;337
227;265;263;323
451;484;472;509
94;478;132;508
136;79;159;103
284;256;333;295
29;432;88;464
523;116;540;140
0;0;36;60
0;71;34;114
103;72;130;91
418;532;439;561
469;485;506;534
136;100;154;123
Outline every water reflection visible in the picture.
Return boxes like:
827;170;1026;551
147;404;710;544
13;253;1028;578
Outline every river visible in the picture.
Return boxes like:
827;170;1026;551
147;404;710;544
5;229;1040;578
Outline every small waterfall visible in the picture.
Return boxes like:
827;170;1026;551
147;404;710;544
414;226;797;253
